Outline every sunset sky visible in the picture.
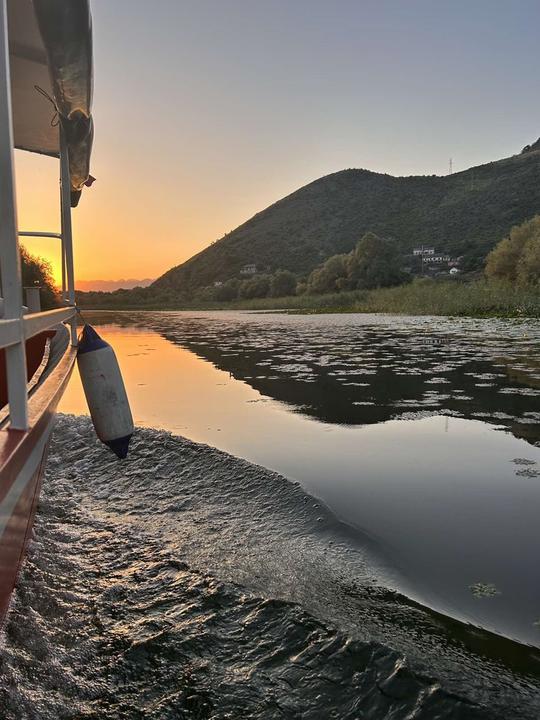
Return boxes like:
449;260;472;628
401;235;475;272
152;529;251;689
15;0;540;286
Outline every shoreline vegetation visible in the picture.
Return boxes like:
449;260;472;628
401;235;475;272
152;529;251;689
76;217;540;319
78;279;540;318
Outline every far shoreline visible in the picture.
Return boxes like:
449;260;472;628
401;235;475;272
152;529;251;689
77;279;540;319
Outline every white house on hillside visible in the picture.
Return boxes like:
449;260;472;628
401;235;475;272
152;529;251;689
240;263;257;275
424;254;451;264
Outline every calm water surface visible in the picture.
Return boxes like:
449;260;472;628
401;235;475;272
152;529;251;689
60;311;540;649
5;309;540;718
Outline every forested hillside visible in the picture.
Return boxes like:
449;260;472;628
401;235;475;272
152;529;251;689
154;141;540;294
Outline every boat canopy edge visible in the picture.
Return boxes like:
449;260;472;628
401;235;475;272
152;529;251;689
7;0;93;206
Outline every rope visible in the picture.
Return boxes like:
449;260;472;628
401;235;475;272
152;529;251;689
34;85;59;127
75;306;87;325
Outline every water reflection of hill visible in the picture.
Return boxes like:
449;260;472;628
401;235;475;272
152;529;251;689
86;311;540;446
178;340;540;442
162;326;540;447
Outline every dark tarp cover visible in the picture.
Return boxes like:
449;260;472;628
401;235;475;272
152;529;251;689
7;0;93;206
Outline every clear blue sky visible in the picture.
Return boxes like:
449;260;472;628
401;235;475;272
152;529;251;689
19;0;540;281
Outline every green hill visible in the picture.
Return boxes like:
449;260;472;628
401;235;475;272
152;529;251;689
154;141;540;293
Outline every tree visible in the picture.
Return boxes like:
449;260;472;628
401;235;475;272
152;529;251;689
460;250;486;273
238;274;271;299
20;247;59;309
270;270;297;297
304;232;404;294
485;233;525;282
193;285;216;303
485;216;540;285
306;254;348;294
517;222;540;285
346;232;403;289
214;278;240;301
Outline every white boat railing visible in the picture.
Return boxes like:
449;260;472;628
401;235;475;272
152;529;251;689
18;231;63;239
0;0;77;431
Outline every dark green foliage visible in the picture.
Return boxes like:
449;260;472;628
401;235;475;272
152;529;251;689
20;247;59;309
270;270;297;297
519;228;540;285
77;268;297;308
346;232;404;289
460;250;487;273
153;143;540;295
193;285;216;303
485;216;540;285
351;279;540;318
306;254;349;294
77;277;540;318
75;284;185;309
306;233;404;294
223;279;540;318
238;274;271;299
214;278;240;301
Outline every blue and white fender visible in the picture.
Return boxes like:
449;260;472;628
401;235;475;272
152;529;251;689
77;324;134;458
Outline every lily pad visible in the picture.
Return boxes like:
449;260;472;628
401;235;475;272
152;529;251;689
515;468;540;478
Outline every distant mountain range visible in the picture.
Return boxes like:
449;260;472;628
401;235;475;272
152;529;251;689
76;278;154;292
153;140;540;294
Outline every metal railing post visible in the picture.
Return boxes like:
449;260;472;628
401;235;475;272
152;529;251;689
59;126;77;346
59;197;67;303
61;225;67;303
0;0;28;430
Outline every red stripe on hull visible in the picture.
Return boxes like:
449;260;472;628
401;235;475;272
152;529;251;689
0;412;53;505
0;450;46;621
0;346;77;626
0;332;55;409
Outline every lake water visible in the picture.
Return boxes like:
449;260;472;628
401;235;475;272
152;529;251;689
3;310;540;718
61;310;540;640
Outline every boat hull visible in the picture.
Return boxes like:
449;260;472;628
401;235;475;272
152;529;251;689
0;344;76;625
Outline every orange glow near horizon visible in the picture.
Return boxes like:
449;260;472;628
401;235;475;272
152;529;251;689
14;149;218;286
13;145;294;287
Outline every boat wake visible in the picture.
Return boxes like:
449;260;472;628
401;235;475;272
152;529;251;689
0;415;538;719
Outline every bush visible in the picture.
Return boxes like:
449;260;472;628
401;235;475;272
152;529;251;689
306;254;349;294
347;232;404;289
238;274;271;299
20;247;59;309
485;216;540;285
270;270;297;297
193;286;216;303
305;232;404;294
214;278;240;301
351;278;540;317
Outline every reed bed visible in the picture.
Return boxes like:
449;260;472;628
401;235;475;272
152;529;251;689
203;280;540;317
81;280;540;318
